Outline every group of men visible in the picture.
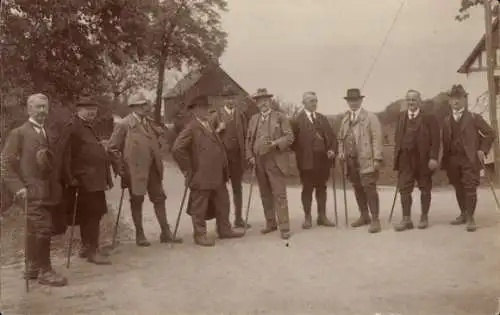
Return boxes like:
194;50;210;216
0;83;495;288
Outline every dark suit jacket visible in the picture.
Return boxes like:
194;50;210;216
393;110;440;172
441;109;495;171
64;116;112;192
1;121;62;207
172;117;229;190
291;110;337;172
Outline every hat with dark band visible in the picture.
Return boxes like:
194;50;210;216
252;88;273;100
344;88;365;100
448;84;468;98
76;95;99;107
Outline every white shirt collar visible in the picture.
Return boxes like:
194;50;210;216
224;106;233;114
349;108;361;120
29;117;44;128
303;109;316;121
408;108;420;119
261;109;271;119
453;108;465;115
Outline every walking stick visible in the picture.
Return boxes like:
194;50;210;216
66;188;79;269
111;188;125;248
340;160;348;227
480;160;500;211
23;194;29;293
331;165;338;227
388;177;399;223
170;184;188;248
243;165;256;235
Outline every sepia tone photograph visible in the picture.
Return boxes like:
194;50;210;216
1;0;500;314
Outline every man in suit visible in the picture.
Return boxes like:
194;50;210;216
1;93;68;286
212;90;251;228
172;95;244;246
338;88;384;233
108;93;182;246
442;84;495;232
246;88;294;240
291;91;337;229
63;96;113;264
393;90;440;231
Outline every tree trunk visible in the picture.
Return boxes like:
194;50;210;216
154;58;166;123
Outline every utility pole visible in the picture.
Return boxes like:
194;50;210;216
483;0;500;184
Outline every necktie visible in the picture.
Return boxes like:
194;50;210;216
310;112;316;123
409;112;415;120
142;117;151;134
454;111;462;122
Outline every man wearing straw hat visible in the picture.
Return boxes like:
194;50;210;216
63;95;113;265
108;92;182;246
338;88;383;233
172;95;244;246
1;93;68;286
291;91;337;229
441;84;495;232
245;88;294;240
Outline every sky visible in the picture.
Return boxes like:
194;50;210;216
219;0;489;115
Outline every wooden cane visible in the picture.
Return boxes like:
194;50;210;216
243;166;256;235
388;177;399;223
23;194;29;292
480;160;500;211
66;188;79;268
331;165;339;227
340;160;348;227
170;185;189;248
111;188;125;248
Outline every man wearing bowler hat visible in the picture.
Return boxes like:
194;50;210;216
63;95;112;265
172;95;244;246
245;88;294;240
291;91;337;229
108;92;182;246
338;88;383;233
441;84;495;232
212;88;252;229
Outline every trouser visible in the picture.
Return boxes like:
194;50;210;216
446;153;480;217
346;157;379;218
398;150;432;217
255;155;290;231
227;149;244;222
188;185;233;237
78;190;107;253
26;205;54;272
299;152;329;217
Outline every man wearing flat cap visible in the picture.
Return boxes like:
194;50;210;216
245;88;294;240
108;92;182;246
62;96;113;265
392;90;440;231
172;95;244;246
1;93;68;286
442;84;495;232
212;88;251;229
338;88;383;233
291;91;337;229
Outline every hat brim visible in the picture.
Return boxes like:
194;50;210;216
252;94;273;100
76;102;99;107
128;102;148;107
344;96;365;100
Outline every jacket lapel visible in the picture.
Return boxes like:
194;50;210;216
195;118;220;144
130;113;152;139
460;110;473;134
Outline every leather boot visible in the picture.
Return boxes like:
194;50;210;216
351;186;371;228
24;234;38;280
316;188;335;227
87;222;111;265
395;194;414;231
260;224;278;234
418;192;431;229
450;187;466;225
37;238;68;287
79;221;90;258
154;203;183;244
465;193;477;232
194;234;215;247
301;186;313;229
280;229;292;240
351;212;371;228
233;189;251;228
367;188;381;233
87;249;112;265
218;229;244;239
302;213;312;229
131;201;150;247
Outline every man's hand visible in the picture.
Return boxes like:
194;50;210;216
373;160;382;171
428;158;439;171
215;122;226;133
15;188;27;200
337;152;345;161
477;150;486;165
327;150;336;159
247;157;256;167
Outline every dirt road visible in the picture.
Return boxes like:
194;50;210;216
2;162;499;315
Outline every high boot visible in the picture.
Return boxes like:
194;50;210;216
418;192;431;229
367;188;381;233
316;187;335;227
23;233;38;280
37;238;68;287
233;189;251;228
79;221;90;258
351;186;371;228
86;220;111;265
192;216;215;247
395;193;414;231
130;200;150;247
450;187;467;225
301;187;313;229
154;203;183;244
465;193;477;232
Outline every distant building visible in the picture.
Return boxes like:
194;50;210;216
162;63;255;122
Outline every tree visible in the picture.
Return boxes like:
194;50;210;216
274;97;301;119
148;0;228;122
